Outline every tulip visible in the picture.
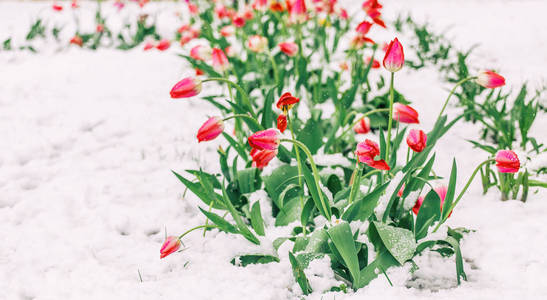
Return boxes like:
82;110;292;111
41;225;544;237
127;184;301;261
248;129;280;151
270;1;285;12
406;129;427;152
362;0;382;12
170;77;202;98
365;57;380;69
211;48;230;73
353;117;371;134
412;186;452;217
338;8;348;19
190;45;212;61
225;46;236;57
188;2;199;15
114;0;124;10
243;7;255;20
160;236;181;259
355;139;390;170
476;70;505;89
412;196;424;215
195;68;204;76
52;4;63;11
350;35;375;49
289;0;308;24
220;25;235;37
252;0;268;12
495;150;520;173
71;0;79;9
277;114;287;133
366;159;390;170
96;24;104;33
156;39;171;51
393;103;419;124
143;41;155;51
276;92;300;113
247;35;268;53
215;4;230;19
251;148;278;170
383;38;404;72
197;117;224;142
339;61;349;71
356;21;373;35
278;42;298;57
70;35;83;47
232;14;246;27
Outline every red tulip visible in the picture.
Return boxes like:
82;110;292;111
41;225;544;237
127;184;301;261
52;4;63;11
365;57;380;69
96;24;104;33
383;37;404;72
211;48;229;73
412;196;424;215
338;8;348;19
143;41;155;51
190;45;211;61
215;4;230;19
476;70;505;89
160;236;181;259
248;129;280;151
195;68;204;76
232;14;246;27
495;150;520;173
393;103;419;124
156;39;171;51
362;0;382;12
276;92;300;112
188;2;199;15
70;35;83;47
251;148;278;170
277;114;288;133
353;117;371;134
247;35;268;53
350;35;375;49
170;77;202;99
355;139;390;170
279;42;298;57
356;21;373;35
406;129;427;152
197;117;225;142
289;0;308;24
270;1;285;12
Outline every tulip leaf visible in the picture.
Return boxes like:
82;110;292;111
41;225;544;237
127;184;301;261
222;133;249;162
261;86;276;128
221;183;260;245
172;170;224;209
342;181;390;222
371;221;416;265
300;161;331;219
305;228;329;254
237;167;260;194
263;165;299;209
358;250;399;288
445;236;467;284
300;197;315;229
275;197;301;226
441;159;458;221
327;223;361;287
199;207;238;234
296;117;323;155
288;251;312;295
415;190;441;240
250;201;265;236
231;254;279;267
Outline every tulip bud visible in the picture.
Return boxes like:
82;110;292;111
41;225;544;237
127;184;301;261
197;117;225;142
248;129;280;151
247;35;268;53
251;148;278;170
70;35;83;47
53;4;63;11
356;21;373;35
406;129;427;152
495;150;520;173
160;236;181;259
211;48;230;73
383;37;404;72
278;42;298;57
476;70;505;89
277;114;287;133
156;39;171;51
170;77;202;98
289;0;308;24
353;117;371;134
393;103;419;124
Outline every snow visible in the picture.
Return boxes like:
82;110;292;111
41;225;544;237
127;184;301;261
0;0;546;299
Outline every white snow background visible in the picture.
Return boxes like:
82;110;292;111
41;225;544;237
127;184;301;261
0;0;546;299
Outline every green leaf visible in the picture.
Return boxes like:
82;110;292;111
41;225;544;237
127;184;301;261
237;168;261;194
296;117;323;155
442;159;457;221
250;201;265;236
305;228;329;254
172;170;223;209
221;183;260;245
445;236;467;284
371;221;416;265
301;197;315;228
358;250;398;288
275;197;301;226
199;207;238;234
222;133;249;162
263;165;299;208
300;161;331;219
231;254;279;266
415;190;441;240
288;251;312;295
261;86;276;128
342;181;390;222
327;223;361;287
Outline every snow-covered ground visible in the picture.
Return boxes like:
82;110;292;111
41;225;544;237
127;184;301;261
1;1;546;299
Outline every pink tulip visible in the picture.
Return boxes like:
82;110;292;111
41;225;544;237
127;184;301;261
143;41;155;51
197;117;225;142
355;139;390;170
232;14;246;27
383;37;404;72
247;35;268;53
211;48;230;73
277;114;287;133
248;129;280;151
353;117;371;134
220;25;235;37
71;0;79;9
156;39;171;51
413;186;452;217
187;2;199;15
278;42;298;57
495;150;520;173
190;45;212;61
251;148;278;170
356;21;373;35
252;0;268;12
476;70;505;89
170;77;202;98
393;103;419;124
289;0;308;24
406;129;427;152
160;236;181;259
362;0;382;12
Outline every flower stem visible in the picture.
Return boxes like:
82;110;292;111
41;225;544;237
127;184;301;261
433;158;495;232
280;138;331;220
222;113;258;123
385;72;395;164
287;114;306;235
178;224;218;240
436;76;477;120
338;108;390;139
348;163;363;204
203;77;256;118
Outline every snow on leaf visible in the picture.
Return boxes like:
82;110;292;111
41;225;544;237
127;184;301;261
372;221;416;265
